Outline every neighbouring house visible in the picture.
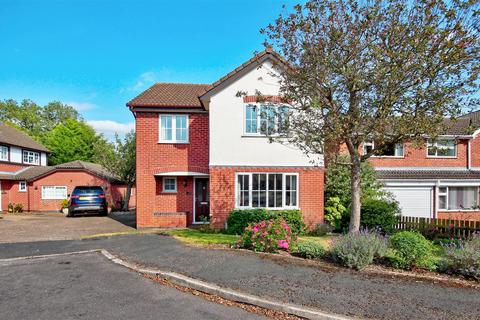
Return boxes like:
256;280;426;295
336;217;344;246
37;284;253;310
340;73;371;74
128;48;325;229
0;122;135;212
347;112;480;221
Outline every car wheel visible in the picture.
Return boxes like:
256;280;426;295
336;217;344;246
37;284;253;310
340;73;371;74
100;208;108;216
66;208;74;218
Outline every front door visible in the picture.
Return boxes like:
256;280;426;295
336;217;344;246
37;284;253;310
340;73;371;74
194;178;209;223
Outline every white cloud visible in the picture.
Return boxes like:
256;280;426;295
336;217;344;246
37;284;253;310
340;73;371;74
67;101;97;111
87;120;135;140
123;71;158;92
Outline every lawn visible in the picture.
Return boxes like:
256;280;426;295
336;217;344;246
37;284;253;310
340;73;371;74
165;229;335;247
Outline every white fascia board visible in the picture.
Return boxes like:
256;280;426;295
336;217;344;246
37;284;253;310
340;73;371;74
154;172;209;177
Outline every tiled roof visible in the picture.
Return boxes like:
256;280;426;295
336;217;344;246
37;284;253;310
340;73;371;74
126;48;287;109
0;160;123;183
127;83;211;108
376;169;480;180
0;122;49;152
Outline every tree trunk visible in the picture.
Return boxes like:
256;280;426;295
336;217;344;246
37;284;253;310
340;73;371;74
349;156;361;233
122;183;132;211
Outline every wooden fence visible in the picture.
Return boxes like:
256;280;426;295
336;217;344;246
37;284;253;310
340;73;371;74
395;216;480;239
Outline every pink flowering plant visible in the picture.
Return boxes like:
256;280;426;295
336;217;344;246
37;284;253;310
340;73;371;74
236;219;297;253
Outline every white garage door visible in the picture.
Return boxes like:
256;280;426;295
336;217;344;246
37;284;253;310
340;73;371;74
384;187;433;218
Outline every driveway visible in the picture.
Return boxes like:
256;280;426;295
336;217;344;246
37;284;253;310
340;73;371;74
0;252;265;320
0;211;135;243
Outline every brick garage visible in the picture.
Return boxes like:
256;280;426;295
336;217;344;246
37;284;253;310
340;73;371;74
0;161;135;213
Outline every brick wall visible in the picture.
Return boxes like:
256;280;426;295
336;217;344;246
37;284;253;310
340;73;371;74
0;162;26;173
209;166;324;229
437;211;480;221
471;135;480;168
368;140;468;167
135;112;209;228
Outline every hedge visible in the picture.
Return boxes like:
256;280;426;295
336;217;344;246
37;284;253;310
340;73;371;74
226;209;305;235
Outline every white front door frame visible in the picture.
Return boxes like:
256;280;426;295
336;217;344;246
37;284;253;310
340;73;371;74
192;177;209;224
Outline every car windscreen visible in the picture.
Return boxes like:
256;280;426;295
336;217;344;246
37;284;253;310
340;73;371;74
72;187;104;196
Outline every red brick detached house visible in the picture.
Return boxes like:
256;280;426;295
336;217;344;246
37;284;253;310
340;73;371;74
352;112;480;221
128;49;325;229
0;122;135;212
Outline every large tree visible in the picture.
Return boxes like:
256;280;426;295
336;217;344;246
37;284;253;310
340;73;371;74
44;118;110;165
263;0;480;232
0;99;81;142
95;131;136;211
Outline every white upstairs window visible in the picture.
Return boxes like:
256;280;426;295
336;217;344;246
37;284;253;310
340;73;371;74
244;104;289;135
23;150;40;165
159;115;189;143
427;139;456;157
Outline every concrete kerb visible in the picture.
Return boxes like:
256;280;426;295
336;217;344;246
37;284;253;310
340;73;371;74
0;250;354;320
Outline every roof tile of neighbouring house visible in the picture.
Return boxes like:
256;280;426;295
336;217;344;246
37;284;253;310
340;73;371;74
126;83;211;108
376;169;480;180
0;122;50;152
0;160;123;183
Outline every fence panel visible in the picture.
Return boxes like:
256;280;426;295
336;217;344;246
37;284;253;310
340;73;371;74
395;216;480;239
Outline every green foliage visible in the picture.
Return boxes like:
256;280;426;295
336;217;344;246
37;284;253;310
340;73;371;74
0;99;81;142
95;131;136;210
359;199;400;234
295;240;325;259
236;219;297;253
13;203;23;213
60;199;69;209
387;231;436;270
324;197;346;231
325;156;386;207
44;119;109;165
439;234;480;280
330;230;388;270
226;209;304;235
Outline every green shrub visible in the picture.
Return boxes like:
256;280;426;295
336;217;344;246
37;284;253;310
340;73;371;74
60;199;69;210
226;209;304;235
236;219;297;253
360;199;400;234
295;240;325;259
226;209;269;234
439;233;480;280
13;203;23;213
324;197;346;231
330;230;388;270
387;231;436;270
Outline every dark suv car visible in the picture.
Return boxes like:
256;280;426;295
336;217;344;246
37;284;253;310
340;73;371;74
67;186;108;217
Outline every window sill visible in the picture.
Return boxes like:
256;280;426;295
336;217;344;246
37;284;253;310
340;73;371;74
426;156;457;159
234;206;299;210
438;209;480;212
162;191;177;194
158;141;189;144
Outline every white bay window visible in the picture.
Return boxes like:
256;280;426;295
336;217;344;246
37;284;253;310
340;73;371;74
159;115;189;143
236;173;299;209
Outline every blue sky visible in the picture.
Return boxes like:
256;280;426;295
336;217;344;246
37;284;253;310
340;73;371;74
0;0;297;138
